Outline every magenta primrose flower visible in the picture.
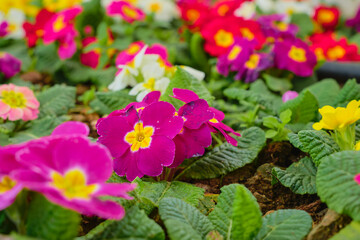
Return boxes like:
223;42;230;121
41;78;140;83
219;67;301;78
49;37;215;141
107;1;145;23
97;101;184;181
282;91;299;102
355;174;360;185
0;52;21;79
0;84;39;121
257;14;298;40
3;121;136;220
273;38;317;77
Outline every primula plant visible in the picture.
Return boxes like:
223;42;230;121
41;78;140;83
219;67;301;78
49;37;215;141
3;0;360;239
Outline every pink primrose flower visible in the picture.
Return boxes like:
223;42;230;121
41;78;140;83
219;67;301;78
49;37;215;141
0;52;21;79
97;101;184;181
107;1;145;23
0;84;39;121
282;91;299;103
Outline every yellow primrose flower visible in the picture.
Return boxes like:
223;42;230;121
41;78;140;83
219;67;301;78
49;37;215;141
43;0;83;12
313;100;360;131
0;0;38;17
355;141;360;151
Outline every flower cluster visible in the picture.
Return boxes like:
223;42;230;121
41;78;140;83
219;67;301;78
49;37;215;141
96;89;240;181
104;0;179;23
0;52;21;79
0;84;39;121
313;5;339;32
0;121;136;220
108;41;204;101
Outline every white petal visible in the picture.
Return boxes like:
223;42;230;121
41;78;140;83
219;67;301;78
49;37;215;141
180;66;205;81
129;83;145;96
155;77;170;93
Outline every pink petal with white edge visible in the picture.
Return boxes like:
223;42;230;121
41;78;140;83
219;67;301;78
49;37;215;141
0;101;10;115
8;108;23;121
25;99;40;108
52;121;90;136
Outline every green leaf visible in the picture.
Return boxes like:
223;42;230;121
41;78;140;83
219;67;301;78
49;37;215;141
37;85;76;118
317;151;360;221
0;40;31;71
208;184;262;240
288;133;304;149
162;67;213;109
180;127;266;179
190;33;210;73
232;185;262;240
26;194;80;240
0;122;15;134
63;60;92;83
90;90;136;115
279;109;292;124
263;74;292;94
272;157;317;194
34;43;63;73
255;209;313;240
298;130;340;166
164;219;202;240
279;90;318;124
159;198;214;238
333;79;360;107
291;13;314;38
10;115;68;144
265;130;278;139
78;206;164;240
263;117;280;129
305;79;340;107
331;221;360;240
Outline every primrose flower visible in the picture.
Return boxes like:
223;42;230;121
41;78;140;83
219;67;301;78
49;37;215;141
0;52;21;78
237;18;266;50
235;53;273;83
282;91;299;102
355;174;360;185
178;1;209;29
172;88;241;146
12;133;136;220
234;1;256;19
43;0;82;12
97;101;184;181
137;0;179;22
257;14;298;40
0;0;39;17
0;84;39;121
273;38;317;77
107;1;145;23
0;9;25;39
129;77;170;102
0;144;25;210
313;100;360;131
313;6;339;31
211;0;242;18
347;7;360;32
80;37;100;69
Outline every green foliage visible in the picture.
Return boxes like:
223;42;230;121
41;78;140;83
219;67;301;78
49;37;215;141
255;209;313;240
26;194;80;240
164;219;202;240
180;127;266;179
331;221;360;240
78;206;164;240
263;74;292;94
272;157;317;194
159;198;214;238
162;67;213;109
279;90;318;124
34;43;63;74
90;90;136;115
190;33;210;73
317;151;360;221
305;79;340;107
208;184;262;240
263;109;292;141
289;130;340;166
291;13;314;38
0;40;31;71
37;85;76;118
333;79;360;107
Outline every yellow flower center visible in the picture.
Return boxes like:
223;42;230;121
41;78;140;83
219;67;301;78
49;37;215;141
53;15;66;32
214;29;234;48
122;5;138;18
318;9;335;24
143;78;156;91
7;23;17;33
275;22;288;31
1;90;27;108
327;46;346;60
217;5;229;16
36;29;44;37
288;46;307;63
228;45;242;61
125;122;154;152
0;176;16;194
245;54;260;70
315;48;325;60
0;52;5;58
240;28;254;41
51;169;98;200
150;2;161;12
209;118;219;123
186;9;200;22
127;44;141;55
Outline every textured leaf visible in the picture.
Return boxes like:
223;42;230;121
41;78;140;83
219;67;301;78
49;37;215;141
232;185;262;240
34;43;63;73
317;151;360;221
90;90;135;115
333;79;360;107
288;133;304;150
37;85;76;118
162;67;213;109
78;206;164;240
255;209;312;240
305;79;340;107
181;127;266;179
159;198;214;238
263;74;292;93
331;221;360;240
209;184;262;240
164;219;202;240
279;90;318;123
26;194;80;240
298;130;340;166
272;157;317;194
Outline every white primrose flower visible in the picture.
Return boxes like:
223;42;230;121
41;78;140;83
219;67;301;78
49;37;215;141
137;0;179;22
129;77;170;102
234;1;256;19
2;9;25;39
274;1;315;16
